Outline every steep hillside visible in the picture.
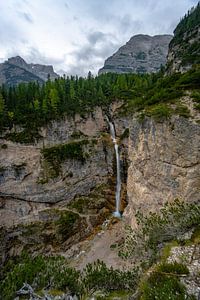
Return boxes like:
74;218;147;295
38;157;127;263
167;3;200;73
0;56;59;85
99;34;172;74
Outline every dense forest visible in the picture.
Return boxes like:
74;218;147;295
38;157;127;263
173;2;200;44
167;2;200;68
0;65;200;143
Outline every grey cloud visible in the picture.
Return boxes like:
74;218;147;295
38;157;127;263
74;31;120;61
66;31;121;76
65;59;101;77
25;47;66;66
64;2;69;9
20;12;33;23
119;15;143;35
88;31;107;45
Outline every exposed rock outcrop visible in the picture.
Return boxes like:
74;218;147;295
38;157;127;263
0;56;59;85
125;115;200;228
99;34;172;75
0;105;129;227
0;105;130;267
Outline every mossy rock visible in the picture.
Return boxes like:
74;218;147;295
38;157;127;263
56;210;82;241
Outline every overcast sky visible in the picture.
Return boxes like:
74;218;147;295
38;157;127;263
0;0;198;76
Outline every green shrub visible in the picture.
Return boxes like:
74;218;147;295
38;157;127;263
41;139;90;178
1;144;7;149
0;255;138;300
146;104;172;121
120;128;129;140
194;103;200;111
56;210;80;239
139;262;194;300
0;253;82;300
191;90;200;103
140;272;188;300
70;130;87;139
120;200;200;261
156;262;189;275
82;260;138;293
42;140;89;164
174;104;190;118
4;128;41;144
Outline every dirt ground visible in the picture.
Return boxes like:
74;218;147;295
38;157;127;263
68;217;134;271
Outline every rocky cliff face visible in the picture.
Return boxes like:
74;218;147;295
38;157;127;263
0;56;59;85
0;104;130;265
1;94;200;272
0;105;129;227
99;34;172;75
125;113;200;228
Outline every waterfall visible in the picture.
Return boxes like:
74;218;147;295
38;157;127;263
107;118;122;218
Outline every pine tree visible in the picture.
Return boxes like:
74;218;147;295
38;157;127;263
0;93;5;115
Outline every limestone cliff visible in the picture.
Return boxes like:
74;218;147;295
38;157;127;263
0;105;129;227
125;113;200;228
0;104;130;267
99;34;172;74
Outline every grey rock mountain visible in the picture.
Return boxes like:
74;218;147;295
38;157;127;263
0;56;59;85
99;34;172;74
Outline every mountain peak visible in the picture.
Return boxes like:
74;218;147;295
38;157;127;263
7;55;26;65
99;34;172;75
0;56;59;85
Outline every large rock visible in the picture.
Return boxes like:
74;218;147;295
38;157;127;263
99;34;172;75
125;115;200;228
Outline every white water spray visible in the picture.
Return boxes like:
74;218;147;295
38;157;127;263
107;119;122;218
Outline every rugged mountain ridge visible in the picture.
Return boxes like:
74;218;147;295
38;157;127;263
99;34;172;74
0;56;59;85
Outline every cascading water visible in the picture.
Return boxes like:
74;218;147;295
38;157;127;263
107;118;122;218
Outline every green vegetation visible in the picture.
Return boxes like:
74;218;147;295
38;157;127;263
161;241;179;262
120;199;200;263
4;128;41;144
0;65;199;143
191;90;200;111
145;103;172;121
121;66;200;117
56;210;80;239
41;139;90;178
0;255;138;300
167;2;200;69
68;184;108;214
82;260;138;293
173;3;200;45
174;103;190;118
70;130;87;139
0;254;82;300
139;262;194;300
1;143;7;149
156;262;189;275
120;128;129;140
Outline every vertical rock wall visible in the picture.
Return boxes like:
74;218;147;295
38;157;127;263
125;116;200;228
